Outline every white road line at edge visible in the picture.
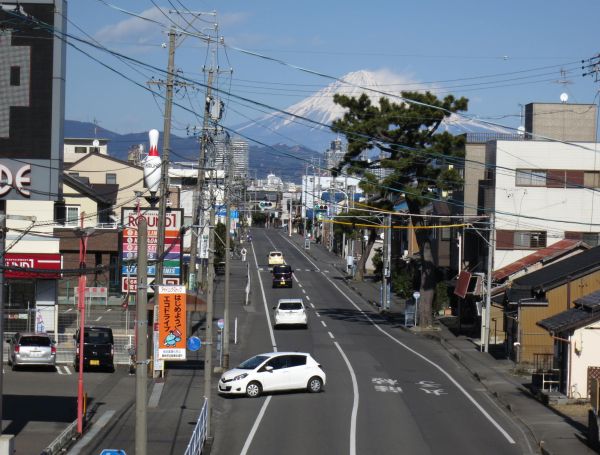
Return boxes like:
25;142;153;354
334;341;358;455
239;396;272;455
281;233;516;445
250;241;277;352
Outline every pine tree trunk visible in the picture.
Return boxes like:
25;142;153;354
411;215;436;328
355;229;377;281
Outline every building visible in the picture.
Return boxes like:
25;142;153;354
214;136;249;179
324;138;346;171
63;137;109;164
525;102;597;142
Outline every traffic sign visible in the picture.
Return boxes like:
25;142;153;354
217;318;224;330
187;336;201;351
413;291;421;300
100;450;126;455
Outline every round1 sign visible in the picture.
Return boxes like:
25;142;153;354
217;318;225;330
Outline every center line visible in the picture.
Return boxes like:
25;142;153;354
321;321;327;328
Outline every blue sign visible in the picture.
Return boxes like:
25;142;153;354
187;336;201;351
100;450;127;455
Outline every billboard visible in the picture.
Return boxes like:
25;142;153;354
157;285;186;361
0;1;66;200
120;207;183;293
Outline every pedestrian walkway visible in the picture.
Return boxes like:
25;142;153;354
288;233;597;455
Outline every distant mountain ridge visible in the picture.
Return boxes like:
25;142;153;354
64;120;319;183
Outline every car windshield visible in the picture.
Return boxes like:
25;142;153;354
238;355;269;370
278;302;303;310
273;266;291;274
84;330;112;344
270;252;281;257
19;336;51;347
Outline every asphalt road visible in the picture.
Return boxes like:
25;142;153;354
210;228;536;455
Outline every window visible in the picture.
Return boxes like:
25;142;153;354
514;231;546;249
497;230;547;249
106;173;117;184
565;231;600;247
74;146;87;154
516;169;546;186
65;206;80;226
287;355;307;368
584;172;600;188
265;356;288;370
10;66;20;86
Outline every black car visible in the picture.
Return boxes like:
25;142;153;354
272;265;293;288
74;326;114;372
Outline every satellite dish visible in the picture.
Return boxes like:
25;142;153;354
560;92;569;103
92;139;100;147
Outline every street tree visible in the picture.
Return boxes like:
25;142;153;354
331;91;468;327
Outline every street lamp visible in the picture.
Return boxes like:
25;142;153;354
74;219;95;434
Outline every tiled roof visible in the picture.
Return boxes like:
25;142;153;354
493;239;588;281
537;307;600;334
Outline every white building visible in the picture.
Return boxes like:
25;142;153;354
63;138;109;163
483;140;600;270
301;175;362;218
214;136;249;179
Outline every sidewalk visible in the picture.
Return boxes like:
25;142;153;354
289;233;598;455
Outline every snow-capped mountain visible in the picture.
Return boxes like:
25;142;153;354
233;69;512;151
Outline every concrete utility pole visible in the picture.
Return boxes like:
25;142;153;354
155;26;177;287
189;69;214;290
204;204;216;437
135;217;148;454
0;203;5;435
483;213;495;353
288;198;293;237
223;136;233;370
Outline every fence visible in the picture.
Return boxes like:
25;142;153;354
4;303;135;365
184;398;208;455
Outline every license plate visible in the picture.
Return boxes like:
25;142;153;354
280;281;285;284
90;360;100;366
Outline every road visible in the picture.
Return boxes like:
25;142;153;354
210;227;536;455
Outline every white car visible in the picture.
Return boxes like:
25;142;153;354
273;298;307;328
218;352;326;398
268;251;285;267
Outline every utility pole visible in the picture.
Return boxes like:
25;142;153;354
381;214;391;311
483;213;495;353
0;203;5;435
204;203;216;437
154;26;177;288
223;136;233;369
189;69;214;290
135;217;148;454
288;198;293;237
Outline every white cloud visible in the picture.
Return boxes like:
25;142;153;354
94;7;169;45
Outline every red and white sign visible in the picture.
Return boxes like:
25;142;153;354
4;253;61;278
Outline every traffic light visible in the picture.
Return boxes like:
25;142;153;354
318;204;328;211
258;201;273;210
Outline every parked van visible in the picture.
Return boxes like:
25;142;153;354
74;326;114;372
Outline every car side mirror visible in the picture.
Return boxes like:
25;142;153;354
265;366;273;372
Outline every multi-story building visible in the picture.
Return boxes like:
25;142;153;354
63;137;109;164
214;136;249;179
324;138;346;171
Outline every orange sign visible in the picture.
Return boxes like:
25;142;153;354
157;285;187;360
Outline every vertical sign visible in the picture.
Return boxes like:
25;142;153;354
157;285;186;361
120;207;183;292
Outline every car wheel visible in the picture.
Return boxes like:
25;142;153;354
11;363;18;371
246;381;262;398
307;376;323;393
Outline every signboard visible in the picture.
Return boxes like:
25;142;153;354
121;276;180;294
0;1;66;201
4;253;61;278
153;304;163;373
120;208;183;292
157;285;187;361
199;234;209;259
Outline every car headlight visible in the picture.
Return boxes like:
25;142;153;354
233;373;248;381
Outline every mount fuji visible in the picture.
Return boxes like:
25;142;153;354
233;69;512;152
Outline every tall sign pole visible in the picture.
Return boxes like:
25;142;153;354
204;204;216;437
135;217;148;454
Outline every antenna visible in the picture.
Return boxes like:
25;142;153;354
554;68;572;102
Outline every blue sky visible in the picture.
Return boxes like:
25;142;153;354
66;0;600;144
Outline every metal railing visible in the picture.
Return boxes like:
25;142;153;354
184;398;208;455
40;419;78;455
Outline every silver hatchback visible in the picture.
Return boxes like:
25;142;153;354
8;332;56;370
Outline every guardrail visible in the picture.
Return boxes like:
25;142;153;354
40;419;78;455
184;398;208;455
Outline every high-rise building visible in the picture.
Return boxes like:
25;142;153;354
324;138;346;172
214;136;249;179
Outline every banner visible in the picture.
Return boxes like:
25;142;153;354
157;285;187;361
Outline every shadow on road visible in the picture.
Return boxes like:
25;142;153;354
3;394;77;435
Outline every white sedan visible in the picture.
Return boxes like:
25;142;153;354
273;298;308;328
218;352;326;398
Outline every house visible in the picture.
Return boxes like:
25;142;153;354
537;289;600;399
505;246;600;365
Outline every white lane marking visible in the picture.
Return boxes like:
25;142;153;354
107;308;112;312
297;283;302;288
148;382;164;408
56;366;64;375
251;241;278;352
321;321;327;328
324;270;329;273
301;289;306;294
334;341;358;455
240;396;272;455
305;269;311;271
63;366;72;375
328;332;335;339
281;233;516;445
309;302;315;308
305;296;310;301
315;312;321;317
66;308;73;312
326;275;516;445
95;316;102;322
